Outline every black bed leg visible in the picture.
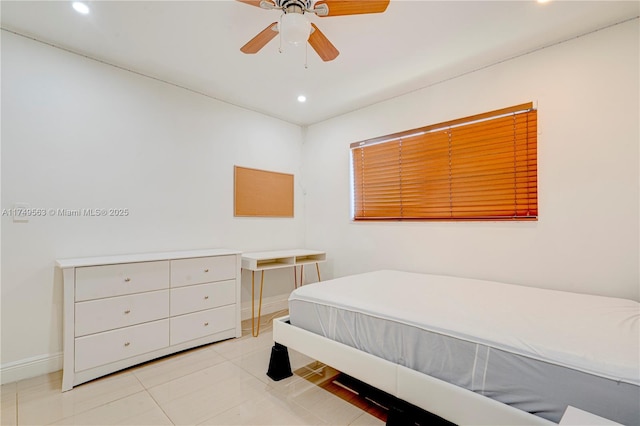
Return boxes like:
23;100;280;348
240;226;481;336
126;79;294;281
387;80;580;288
266;343;293;381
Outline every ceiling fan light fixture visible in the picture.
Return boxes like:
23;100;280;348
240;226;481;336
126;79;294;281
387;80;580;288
279;12;311;46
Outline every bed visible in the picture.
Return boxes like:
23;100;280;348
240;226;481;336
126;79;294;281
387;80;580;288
271;270;640;425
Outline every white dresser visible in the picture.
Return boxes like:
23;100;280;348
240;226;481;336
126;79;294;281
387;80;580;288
56;249;241;391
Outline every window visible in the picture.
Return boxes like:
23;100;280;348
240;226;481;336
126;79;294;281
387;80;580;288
351;103;537;221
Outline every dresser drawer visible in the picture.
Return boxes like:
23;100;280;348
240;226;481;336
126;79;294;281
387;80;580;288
170;256;236;288
75;319;169;372
75;261;169;301
170;280;236;316
75;290;169;337
170;305;236;346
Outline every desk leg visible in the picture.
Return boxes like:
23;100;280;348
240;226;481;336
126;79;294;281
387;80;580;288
251;270;265;337
293;266;298;289
316;262;321;282
300;265;304;286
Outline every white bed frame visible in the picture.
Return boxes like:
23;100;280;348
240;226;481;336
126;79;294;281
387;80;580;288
273;315;555;426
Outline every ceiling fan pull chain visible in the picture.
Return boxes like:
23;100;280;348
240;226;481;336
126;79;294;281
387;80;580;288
278;15;284;53
305;42;309;68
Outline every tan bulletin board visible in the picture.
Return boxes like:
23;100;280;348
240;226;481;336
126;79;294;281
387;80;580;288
234;166;294;217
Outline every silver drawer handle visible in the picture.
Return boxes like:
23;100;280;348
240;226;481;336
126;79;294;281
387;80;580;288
204;269;209;273
124;278;131;282
124;342;130;347
204;296;209;300
124;309;131;314
204;322;209;326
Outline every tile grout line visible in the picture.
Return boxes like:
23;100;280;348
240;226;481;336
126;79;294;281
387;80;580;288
144;386;176;426
134;369;190;423
21;374;147;425
44;389;151;425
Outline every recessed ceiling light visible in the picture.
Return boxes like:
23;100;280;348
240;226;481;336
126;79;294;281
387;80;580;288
297;95;307;103
72;2;90;15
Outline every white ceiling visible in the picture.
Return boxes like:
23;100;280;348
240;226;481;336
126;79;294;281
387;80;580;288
1;1;638;126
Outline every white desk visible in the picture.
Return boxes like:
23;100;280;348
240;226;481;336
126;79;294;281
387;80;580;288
241;249;326;336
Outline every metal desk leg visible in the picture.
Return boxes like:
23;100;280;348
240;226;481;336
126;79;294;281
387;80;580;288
251;270;265;337
295;263;321;287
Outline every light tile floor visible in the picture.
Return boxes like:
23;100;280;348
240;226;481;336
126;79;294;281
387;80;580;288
1;313;386;426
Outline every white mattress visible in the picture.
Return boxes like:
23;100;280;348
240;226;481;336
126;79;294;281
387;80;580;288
288;270;640;386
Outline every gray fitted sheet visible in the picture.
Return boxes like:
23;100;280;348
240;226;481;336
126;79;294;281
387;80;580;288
289;299;640;424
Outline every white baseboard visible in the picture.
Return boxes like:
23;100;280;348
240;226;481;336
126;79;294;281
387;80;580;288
241;294;289;321
1;298;288;385
1;352;63;385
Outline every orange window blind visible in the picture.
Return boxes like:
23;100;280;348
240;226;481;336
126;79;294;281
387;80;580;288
351;103;537;220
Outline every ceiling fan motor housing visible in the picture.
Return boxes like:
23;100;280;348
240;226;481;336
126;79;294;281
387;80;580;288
279;0;311;14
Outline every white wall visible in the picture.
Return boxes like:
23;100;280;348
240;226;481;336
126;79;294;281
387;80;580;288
1;32;305;381
303;20;639;301
2;18;638;385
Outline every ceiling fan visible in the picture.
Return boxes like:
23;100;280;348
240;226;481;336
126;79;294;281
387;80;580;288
237;0;390;62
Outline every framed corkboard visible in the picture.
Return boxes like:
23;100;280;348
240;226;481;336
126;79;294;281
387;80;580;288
234;166;294;217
